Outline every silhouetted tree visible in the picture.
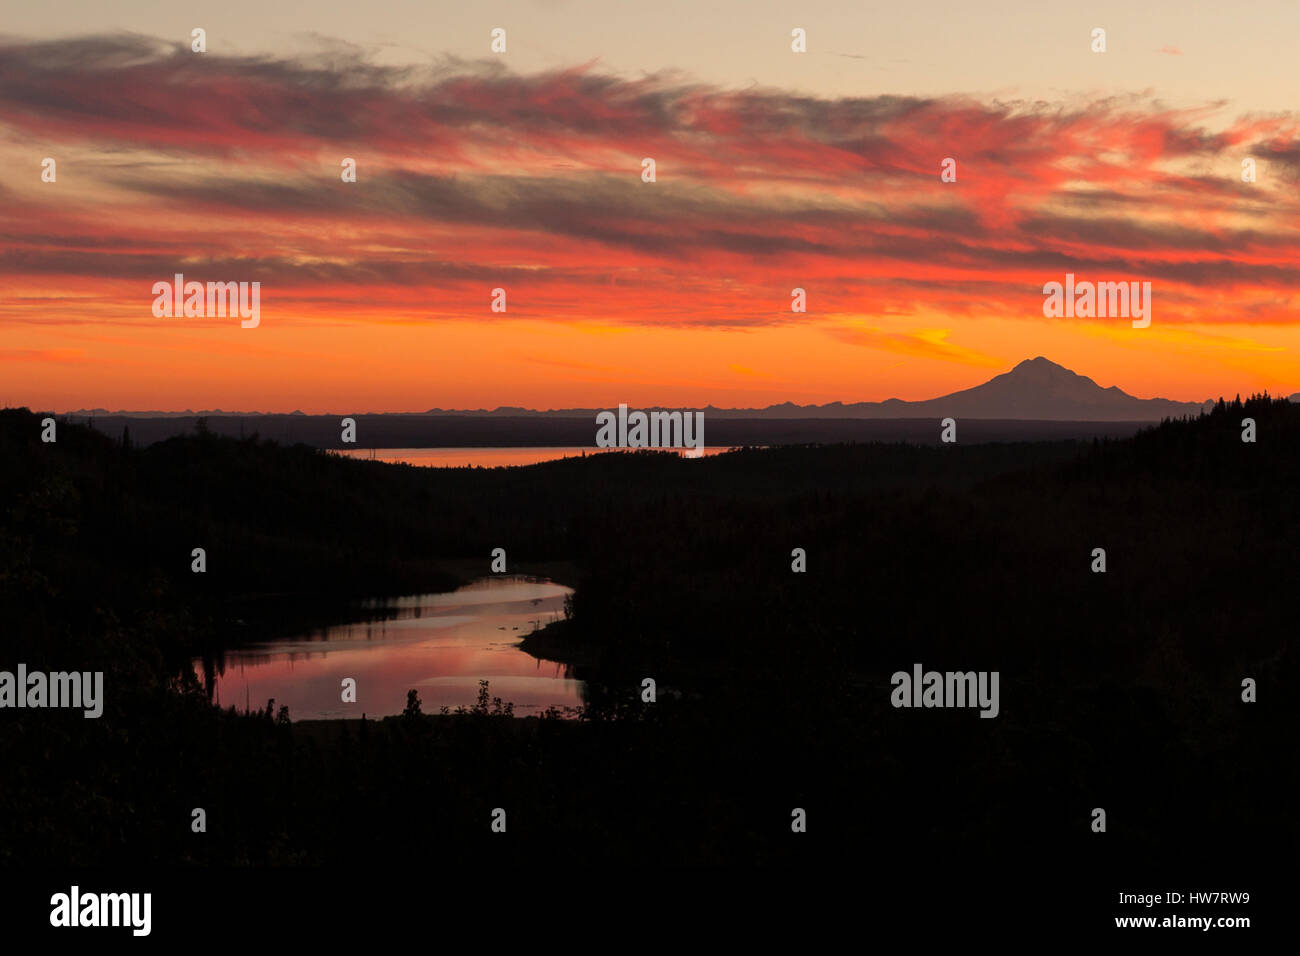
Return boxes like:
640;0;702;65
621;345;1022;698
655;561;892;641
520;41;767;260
402;689;422;719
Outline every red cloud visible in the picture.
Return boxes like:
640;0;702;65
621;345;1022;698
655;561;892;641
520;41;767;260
1;36;1298;329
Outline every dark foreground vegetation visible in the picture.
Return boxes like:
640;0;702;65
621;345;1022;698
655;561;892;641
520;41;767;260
0;400;1295;880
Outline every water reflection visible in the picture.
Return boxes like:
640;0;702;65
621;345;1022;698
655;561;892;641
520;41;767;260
193;576;581;720
331;446;738;468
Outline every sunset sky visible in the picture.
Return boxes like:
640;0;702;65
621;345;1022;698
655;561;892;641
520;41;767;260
3;1;1299;412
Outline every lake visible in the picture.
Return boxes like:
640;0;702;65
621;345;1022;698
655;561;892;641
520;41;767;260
192;576;582;720
331;446;738;468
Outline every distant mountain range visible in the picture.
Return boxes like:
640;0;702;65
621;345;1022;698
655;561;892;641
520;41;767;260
61;357;1289;422
660;357;1217;421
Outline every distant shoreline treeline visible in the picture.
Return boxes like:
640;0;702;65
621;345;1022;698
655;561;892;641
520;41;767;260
42;412;1160;449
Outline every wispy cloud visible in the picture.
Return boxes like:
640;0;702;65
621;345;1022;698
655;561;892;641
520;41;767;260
1;34;1298;332
825;326;1004;367
0;348;91;363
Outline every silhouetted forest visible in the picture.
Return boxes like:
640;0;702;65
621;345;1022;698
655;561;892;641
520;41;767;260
0;400;1294;880
58;412;1155;448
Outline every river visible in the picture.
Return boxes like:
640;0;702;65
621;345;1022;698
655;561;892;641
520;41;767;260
192;576;581;720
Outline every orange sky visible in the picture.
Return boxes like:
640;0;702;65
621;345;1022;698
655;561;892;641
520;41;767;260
2;30;1299;411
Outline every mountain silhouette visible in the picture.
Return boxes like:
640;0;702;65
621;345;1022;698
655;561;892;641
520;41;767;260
861;356;1213;421
420;357;1213;421
699;357;1214;421
64;358;1227;422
